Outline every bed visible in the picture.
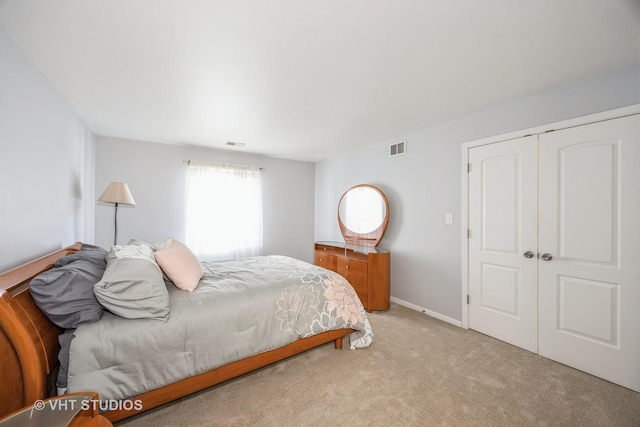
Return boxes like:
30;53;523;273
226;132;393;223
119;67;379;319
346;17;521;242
0;240;373;422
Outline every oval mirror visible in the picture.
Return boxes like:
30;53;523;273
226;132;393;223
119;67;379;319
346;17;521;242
338;184;389;247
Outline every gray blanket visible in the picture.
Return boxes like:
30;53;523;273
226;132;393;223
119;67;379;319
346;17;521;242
66;256;373;401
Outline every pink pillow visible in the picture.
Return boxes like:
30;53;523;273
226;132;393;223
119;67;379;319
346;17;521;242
154;238;203;292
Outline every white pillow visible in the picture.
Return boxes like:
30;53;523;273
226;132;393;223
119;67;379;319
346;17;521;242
93;244;170;320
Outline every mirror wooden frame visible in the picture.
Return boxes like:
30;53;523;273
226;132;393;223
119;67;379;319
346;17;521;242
338;184;389;247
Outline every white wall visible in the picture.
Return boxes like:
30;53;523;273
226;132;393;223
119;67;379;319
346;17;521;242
95;137;316;263
315;63;640;323
0;26;95;272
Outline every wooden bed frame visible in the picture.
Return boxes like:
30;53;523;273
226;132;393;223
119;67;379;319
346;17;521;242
0;243;354;422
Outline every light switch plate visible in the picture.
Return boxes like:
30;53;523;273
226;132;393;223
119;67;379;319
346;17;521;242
445;213;454;224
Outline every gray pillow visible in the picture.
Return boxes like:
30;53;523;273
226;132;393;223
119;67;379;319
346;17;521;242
30;244;108;329
57;329;75;389
54;244;108;268
93;244;170;321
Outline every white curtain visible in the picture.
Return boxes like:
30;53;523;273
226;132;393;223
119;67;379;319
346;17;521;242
186;161;263;261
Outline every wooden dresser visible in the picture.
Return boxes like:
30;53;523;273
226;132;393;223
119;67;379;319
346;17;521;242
315;241;390;312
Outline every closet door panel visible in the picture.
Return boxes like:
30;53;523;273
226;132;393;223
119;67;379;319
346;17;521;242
468;136;538;353
538;114;640;392
556;142;617;263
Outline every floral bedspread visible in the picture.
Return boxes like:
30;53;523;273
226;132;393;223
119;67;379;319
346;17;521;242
67;256;373;401
270;256;373;347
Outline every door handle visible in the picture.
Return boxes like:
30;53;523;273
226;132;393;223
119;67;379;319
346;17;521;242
523;251;535;258
541;253;553;261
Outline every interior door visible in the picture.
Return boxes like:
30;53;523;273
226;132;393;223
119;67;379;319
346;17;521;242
538;114;640;392
468;136;538;353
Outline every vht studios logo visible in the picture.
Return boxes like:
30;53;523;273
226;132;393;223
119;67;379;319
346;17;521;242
32;398;143;412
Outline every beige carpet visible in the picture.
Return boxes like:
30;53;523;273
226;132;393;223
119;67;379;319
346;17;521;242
116;304;640;426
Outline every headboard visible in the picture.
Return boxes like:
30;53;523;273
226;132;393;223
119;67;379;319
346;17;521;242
0;243;82;417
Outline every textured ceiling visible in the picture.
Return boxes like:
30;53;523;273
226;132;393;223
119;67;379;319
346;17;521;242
1;0;638;161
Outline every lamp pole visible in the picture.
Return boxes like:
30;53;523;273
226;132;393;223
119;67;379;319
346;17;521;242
113;202;119;245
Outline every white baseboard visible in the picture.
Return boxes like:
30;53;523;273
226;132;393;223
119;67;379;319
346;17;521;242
390;296;463;328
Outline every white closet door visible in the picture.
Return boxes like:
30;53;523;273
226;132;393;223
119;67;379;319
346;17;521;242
538;114;640;392
468;136;538;352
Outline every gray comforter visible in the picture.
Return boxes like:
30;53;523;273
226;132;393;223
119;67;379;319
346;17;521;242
66;256;373;401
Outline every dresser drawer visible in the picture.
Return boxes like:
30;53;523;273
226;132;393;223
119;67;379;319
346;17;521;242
346;275;368;301
336;259;368;306
314;251;336;270
336;258;367;279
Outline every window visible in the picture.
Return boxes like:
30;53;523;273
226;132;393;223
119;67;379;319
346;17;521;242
186;161;263;261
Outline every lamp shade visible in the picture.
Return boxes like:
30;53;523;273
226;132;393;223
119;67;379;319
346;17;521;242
98;182;136;205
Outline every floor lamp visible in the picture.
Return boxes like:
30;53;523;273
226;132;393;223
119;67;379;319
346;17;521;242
98;182;136;245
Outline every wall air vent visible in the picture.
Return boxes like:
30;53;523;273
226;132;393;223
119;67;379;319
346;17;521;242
389;140;406;157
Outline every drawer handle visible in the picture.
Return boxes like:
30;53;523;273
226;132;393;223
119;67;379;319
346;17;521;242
320;258;324;262
346;265;349;269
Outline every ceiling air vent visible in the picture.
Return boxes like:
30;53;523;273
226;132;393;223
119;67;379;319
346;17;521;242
389;140;406;157
226;141;246;147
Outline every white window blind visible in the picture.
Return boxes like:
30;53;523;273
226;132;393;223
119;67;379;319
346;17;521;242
186;161;263;261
